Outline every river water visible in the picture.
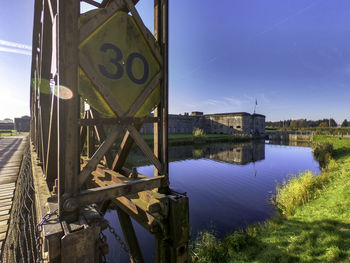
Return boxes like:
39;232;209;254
103;141;321;262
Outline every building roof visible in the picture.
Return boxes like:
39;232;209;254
0;120;14;124
204;112;265;118
169;112;266;118
252;113;265;118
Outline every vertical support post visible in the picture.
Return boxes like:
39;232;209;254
155;194;189;263
31;0;43;147
40;0;54;177
58;0;80;220
154;0;169;190
90;108;114;167
87;111;96;158
161;0;169;189
153;0;161;179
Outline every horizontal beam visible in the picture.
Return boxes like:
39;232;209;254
87;166;165;233
78;176;165;205
78;116;159;126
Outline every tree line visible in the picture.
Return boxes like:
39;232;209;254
266;118;349;128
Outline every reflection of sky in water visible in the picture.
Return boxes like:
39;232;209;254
104;143;320;263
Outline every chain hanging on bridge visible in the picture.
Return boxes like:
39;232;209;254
35;209;58;263
93;202;137;263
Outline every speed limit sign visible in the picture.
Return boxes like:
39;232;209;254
79;11;161;117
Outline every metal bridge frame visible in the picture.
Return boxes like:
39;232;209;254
30;0;189;262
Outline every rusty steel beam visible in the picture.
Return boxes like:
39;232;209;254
58;0;80;220
78;116;159;126
77;176;165;205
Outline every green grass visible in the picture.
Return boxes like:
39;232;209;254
0;130;16;137
192;135;350;262
141;133;252;146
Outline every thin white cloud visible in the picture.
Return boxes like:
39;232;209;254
0;46;31;56
203;99;220;106
184;103;196;109
0;40;32;51
224;97;243;106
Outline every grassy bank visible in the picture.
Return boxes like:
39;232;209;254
0;130;16;137
192;136;350;262
142;133;252;146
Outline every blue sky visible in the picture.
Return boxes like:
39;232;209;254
1;0;349;123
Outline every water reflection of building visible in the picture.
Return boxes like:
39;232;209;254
127;142;265;168
204;143;265;165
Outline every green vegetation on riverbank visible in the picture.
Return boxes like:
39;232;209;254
265;127;350;136
0;130;16;137
192;136;350;262
142;133;252;146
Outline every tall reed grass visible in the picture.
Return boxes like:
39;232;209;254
312;141;334;168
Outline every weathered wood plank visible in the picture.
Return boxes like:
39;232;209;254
0;215;10;221
0;232;6;241
0;210;10;216
0;188;15;193
0;225;8;233
0;206;11;212
0;220;8;226
0;192;14;197
0;184;15;189
0;195;13;201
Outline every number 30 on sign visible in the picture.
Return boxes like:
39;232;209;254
79;11;160;118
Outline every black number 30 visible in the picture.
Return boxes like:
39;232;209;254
98;43;149;85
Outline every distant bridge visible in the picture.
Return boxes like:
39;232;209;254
267;131;313;142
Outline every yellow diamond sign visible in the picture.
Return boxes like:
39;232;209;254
79;11;160;117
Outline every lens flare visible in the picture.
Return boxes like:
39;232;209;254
51;84;74;100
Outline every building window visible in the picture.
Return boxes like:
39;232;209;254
236;126;241;129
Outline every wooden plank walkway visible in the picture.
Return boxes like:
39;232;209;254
0;135;27;249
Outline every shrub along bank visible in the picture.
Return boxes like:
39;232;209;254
192;136;350;262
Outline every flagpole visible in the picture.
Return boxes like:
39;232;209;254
253;99;257;114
